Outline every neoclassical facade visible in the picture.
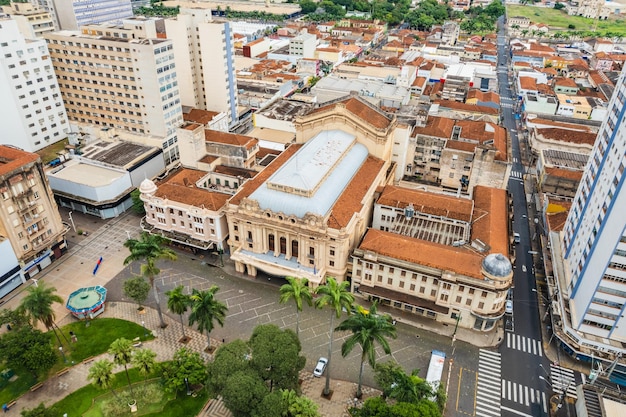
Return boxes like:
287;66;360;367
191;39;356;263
226;96;397;285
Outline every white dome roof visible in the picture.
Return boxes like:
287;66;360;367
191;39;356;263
139;178;157;195
482;253;512;278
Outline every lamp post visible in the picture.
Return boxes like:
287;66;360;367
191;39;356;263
59;346;68;363
539;363;550;379
142;321;147;339
125;230;131;240
68;211;76;233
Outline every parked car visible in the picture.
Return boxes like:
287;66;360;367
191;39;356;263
313;357;328;377
505;300;513;315
513;233;521;244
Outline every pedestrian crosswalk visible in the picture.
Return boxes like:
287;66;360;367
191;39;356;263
501;103;514;108
501;379;548;413
550;364;577;399
505;333;543;356
510;171;523;179
476;349;502;417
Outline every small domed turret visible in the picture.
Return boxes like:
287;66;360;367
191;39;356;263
139;178;157;196
482;253;512;278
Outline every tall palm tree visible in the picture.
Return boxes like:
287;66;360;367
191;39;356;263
188;286;228;351
132;348;157;382
166;285;191;341
123;232;177;328
109;338;135;398
314;277;354;396
88;359;120;401
335;302;397;398
19;282;69;347
279;277;313;338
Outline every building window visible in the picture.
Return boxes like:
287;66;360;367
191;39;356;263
419;286;425;294
456;296;462;303
378;275;383;282
309;247;315;257
410;284;415;291
466;299;472;306
329;261;335;267
330;248;335;256
292;240;299;258
399;281;405;288
387;278;393;285
430;289;436;297
280;237;287;255
268;234;275;251
478;302;484;309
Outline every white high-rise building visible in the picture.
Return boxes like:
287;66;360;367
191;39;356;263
31;0;134;30
0;17;69;152
1;2;56;37
554;69;626;368
164;9;239;126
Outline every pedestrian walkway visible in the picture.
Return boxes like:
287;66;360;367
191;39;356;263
475;349;501;417
505;333;543;357
550;364;577;399
501;379;547;414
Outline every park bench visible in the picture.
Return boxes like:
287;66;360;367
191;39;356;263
82;356;95;365
30;382;43;392
6;400;16;409
56;368;70;377
132;337;142;348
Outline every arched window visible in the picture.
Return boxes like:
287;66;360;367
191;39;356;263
268;234;275;252
280;236;287;255
291;240;299;258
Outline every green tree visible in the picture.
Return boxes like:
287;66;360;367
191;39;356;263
123;276;150;310
249;324;306;392
108;338;135;398
299;0;317;13
314;277;354;396
221;370;269;417
281;389;320;417
279;276;313;337
88;359;120;400
132;348;157;381
206;339;252;396
166;285;191;340
188;286;228;351
374;360;407;398
18;282;68;347
130;189;146;215
0;325;56;378
0;308;30;329
335;302;397;398
123;232;177;328
20;403;58;417
161;347;207;393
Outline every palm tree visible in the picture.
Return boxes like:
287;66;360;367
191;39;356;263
19;282;69;347
314;277;354;396
109;338;135;398
389;369;433;403
88;359;120;401
279;277;313;338
123;232;177;328
132;348;157;382
188;286;228;351
166;285;191;341
335;302;397;398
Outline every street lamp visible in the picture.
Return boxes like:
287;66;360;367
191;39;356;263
539;363;550;379
125;230;131;240
59;346;67;363
68;211;76;233
142;321;147;339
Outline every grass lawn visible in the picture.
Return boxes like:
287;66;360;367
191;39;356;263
0;319;154;406
53;369;209;417
507;5;626;34
59;318;155;364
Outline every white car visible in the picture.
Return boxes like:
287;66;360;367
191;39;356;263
313;357;328;377
505;300;513;315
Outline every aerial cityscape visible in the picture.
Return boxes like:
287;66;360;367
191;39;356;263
0;0;625;415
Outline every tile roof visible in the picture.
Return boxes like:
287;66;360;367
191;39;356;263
520;76;538;91
412;116;455;138
526;117;593;132
545;199;571;232
432;99;499;115
183;109;221;125
309;96;393;130
554;77;578;87
204;130;259;150
466;89;501;104
154;168;231;210
0;145;40;177
376;185;474;222
359;228;484;279
470;186;509;257
535;127;597;146
544;166;583;181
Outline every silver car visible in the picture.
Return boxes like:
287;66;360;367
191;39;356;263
313;357;328;377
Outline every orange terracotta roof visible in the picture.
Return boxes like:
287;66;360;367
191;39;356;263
199;155;219;164
520;76;538;91
466;89;501;104
535;128;597;146
432;100;499;115
359;228;484;279
309;96;393;130
526;117;593;132
204;130;258;150
554;77;578;88
412;76;427;87
544;167;583;181
412;116;455;138
0;145;40;176
545;199;571;232
470;186;508;257
183;109;221;125
454;120;507;161
327;156;385;229
154;168;231;210
376;185;474;222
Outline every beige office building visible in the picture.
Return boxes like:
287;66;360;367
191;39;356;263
44;22;183;138
0;145;67;277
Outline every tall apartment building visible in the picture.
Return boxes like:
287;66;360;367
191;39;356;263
0;145;67;279
0;17;69;152
33;0;134;30
164;9;239;126
1;2;56;38
553;69;626;372
44;23;183;140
